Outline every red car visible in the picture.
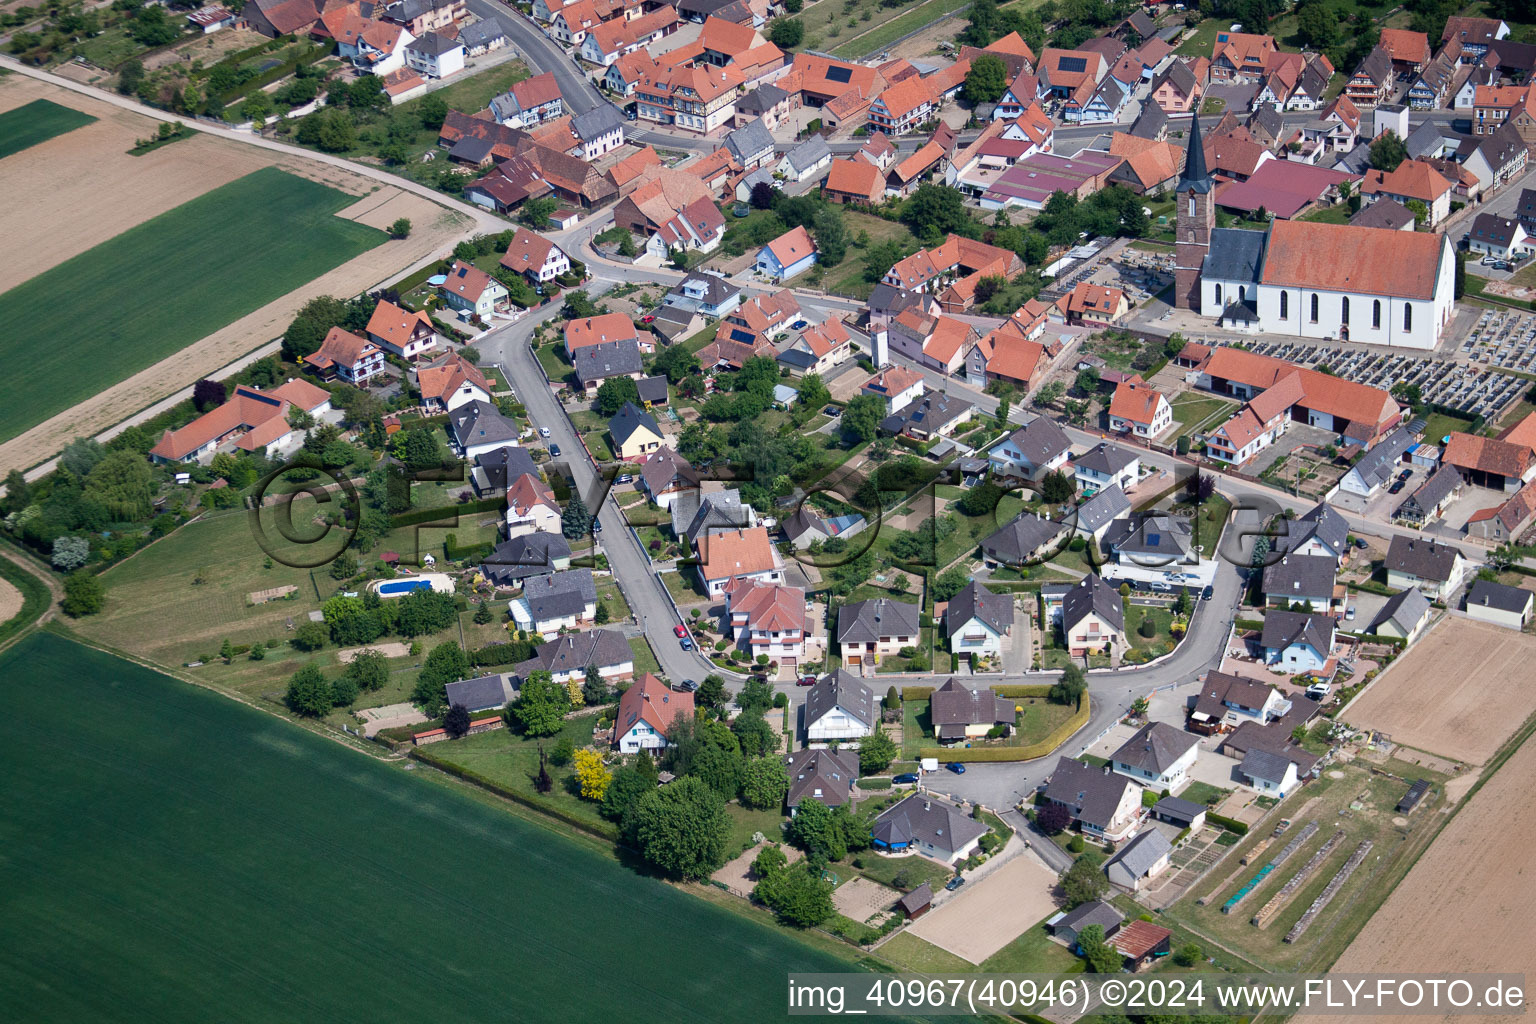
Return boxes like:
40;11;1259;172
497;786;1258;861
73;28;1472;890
641;314;656;324
796;675;816;686
673;624;689;639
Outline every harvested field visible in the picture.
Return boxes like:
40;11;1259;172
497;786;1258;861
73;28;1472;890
906;847;1058;964
0;577;20;624
0;97;96;158
1292;734;1536;1024
1342;618;1536;765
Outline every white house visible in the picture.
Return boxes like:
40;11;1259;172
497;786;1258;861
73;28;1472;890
439;260;508;319
943;580;1013;661
1260;609;1335;674
1107;377;1173;438
1109;722;1200;791
989;416;1073;481
872;795;989;865
803;671;877;745
1042;757;1146;842
570;104;627;161
757;225;818;282
403;31;464;78
514;628;635;687
776;135;832;184
500;228;571;285
860;366;925;416
1467;213;1533;261
696;526;785;597
613;672;693;753
366;298;440;360
1074;442;1141;496
1103;828;1173;892
1240;749;1300;798
510;569;597;633
504;473;562;537
1383;536;1466;601
725;581;806;661
1464;579;1533;629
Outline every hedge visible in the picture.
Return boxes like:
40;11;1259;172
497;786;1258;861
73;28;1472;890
1344;579;1397;597
411;746;621;842
917;697;1089;762
0;547;52;648
1336;630;1406;648
1204;811;1249;835
903;683;1053;700
389;495;505;528
214;42;328;105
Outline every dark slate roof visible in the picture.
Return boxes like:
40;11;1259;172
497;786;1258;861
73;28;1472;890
784;134;831;174
1349;199;1415;230
1003;416;1072;466
803;670;876;731
1383;535;1460;582
742;82;789;109
1467;578;1533;613
1349;427;1415;490
668;272;740;306
872;794;988;853
639;445;699;497
896;882;932;915
1076;441;1138;476
481;532;572;585
680;489;753;547
1241;748;1294;784
1061;573;1124;633
1276;500;1350;559
450;399;520;450
571;103;625;142
608;401;660;445
929;677;1012;733
1105;827;1173;880
444;672;517;712
458;19;507;48
1192;668;1276;719
573;338;643;385
1153;795;1206;823
1398;464;1461;517
836;597;921;644
472;445;540;492
1129;101;1167;139
1487;38;1536;71
724;117;775;162
1247;101;1285;142
944;580;1014;638
512;628;633;680
1260;609;1335;654
1076;483;1131;533
1472;212;1523;249
636;374;669;404
1053;899;1124;935
1202;227;1267;283
880;391;974;436
1262;553;1338;600
1110;722;1199;775
981;511;1063;564
406;30;461;55
1177;110;1212;193
785;747;859;808
1152;60;1198;99
1043;756;1139;830
1110;512;1193;561
1368;585;1431;634
869;282;929;317
521;568;597;621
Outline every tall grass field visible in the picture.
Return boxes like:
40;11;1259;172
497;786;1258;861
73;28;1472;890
0;167;385;443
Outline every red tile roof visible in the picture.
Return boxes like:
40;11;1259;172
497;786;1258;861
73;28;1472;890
1259;219;1448;300
305;326;379;372
1108;377;1165;425
614;672;693;743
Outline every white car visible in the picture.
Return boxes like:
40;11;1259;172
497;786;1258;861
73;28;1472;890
539;427;551;438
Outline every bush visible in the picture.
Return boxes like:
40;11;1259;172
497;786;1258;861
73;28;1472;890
1205;811;1249;835
1067;835;1085;853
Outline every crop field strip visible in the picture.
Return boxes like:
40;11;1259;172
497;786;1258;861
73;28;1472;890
0;632;941;1024
0;166;385;443
0;98;96;159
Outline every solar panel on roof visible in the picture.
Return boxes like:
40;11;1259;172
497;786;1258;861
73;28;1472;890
729;328;754;342
1059;56;1087;72
827;66;853;83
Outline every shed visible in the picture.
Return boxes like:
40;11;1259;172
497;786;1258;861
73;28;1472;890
1152;795;1207;831
896;882;933;920
1396;778;1431;814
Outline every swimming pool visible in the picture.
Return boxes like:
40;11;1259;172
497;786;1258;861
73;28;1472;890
370;573;455;599
377;579;431;596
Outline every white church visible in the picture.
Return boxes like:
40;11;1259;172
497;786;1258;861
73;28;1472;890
1172;116;1456;350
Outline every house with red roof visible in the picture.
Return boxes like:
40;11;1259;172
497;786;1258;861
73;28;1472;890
868;76;935;135
565;313;648;356
439;259;510;318
824;158;883;204
613;673;694;753
304;327;385;385
756;225;818;282
415;351;491;412
725;580;806;660
149;381;332;464
696;526;785;596
1360;158;1454;226
1107;376;1171;438
860;366;925;415
499;227;571;285
1059;282;1128;326
366;298;439;360
504;472;562;536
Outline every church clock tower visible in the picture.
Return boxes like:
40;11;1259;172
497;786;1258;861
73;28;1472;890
1174;112;1214;311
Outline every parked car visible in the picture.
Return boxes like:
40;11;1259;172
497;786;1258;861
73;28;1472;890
679;637;693;651
640;314;655;324
1306;682;1333;700
673;624;689;638
1354;537;1369;549
678;678;699;692
797;675;816;686
591;518;601;534
1201;585;1214;601
549;443;561;458
946;762;966;774
892;773;920;785
944;875;966;891
615;473;634;484
1149;581;1173;592
539;427;551;437
1388;479;1405;494
1397;469;1412;481
1345;606;1356;620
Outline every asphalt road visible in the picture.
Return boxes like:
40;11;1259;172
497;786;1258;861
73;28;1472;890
466;0;604;116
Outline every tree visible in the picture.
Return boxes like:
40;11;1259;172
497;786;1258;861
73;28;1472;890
1455;252;1467;300
797;373;830;412
732;709;777;757
60;437;105;478
755;862;835;926
1075;366;1102;395
1032;379;1065;409
193;378;227;411
741;756;791;808
388;217;412;239
653;343;701;384
900;184;974;244
1295;0;1340;50
858;726;897;774
412;642;469;718
345;648;388;692
129;4;178;44
117;58;145;96
595;375;640;415
291;619;327;651
1037;800;1071;835
284;664;333;717
933;565;971;602
316;109;357;153
1369;131;1408;172
1041;469;1076;504
753;843;788;878
692;741;745;800
842;394;885;442
59;569;105;617
767;17;803;47
474;600;494;625
963;53;1009;104
786;798;871;861
417;93;448;129
573;749;612;800
696;674;729;712
51;536;90;572
511;670;570;736
1174;941;1203;967
562;290;602;319
632;775;732;879
1050;663;1087;708
738;676;776;714
520;196;559;228
561;494;593;539
750;180;777;209
1060;857;1110;909
1406;198;1429;227
444;703;472;738
1076;922;1123;971
1186;470;1216;503
603;749;659;827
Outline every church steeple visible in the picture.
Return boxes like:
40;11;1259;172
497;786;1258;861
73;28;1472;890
1178;111;1212;194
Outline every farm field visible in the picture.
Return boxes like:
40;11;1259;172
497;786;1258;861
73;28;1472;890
1292;726;1536;1024
1341;617;1536;766
0;166;384;445
0;97;96;158
0;631;893;1023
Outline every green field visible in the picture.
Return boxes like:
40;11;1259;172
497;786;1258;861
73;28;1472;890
0;98;97;159
0;631;903;1023
0;166;385;443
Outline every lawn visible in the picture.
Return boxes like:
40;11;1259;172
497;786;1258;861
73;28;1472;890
629;635;662;676
878;932;977;974
535;341;576;386
1298;205;1350;225
0;167;385;443
830;0;974;58
902;696;1073;753
1;631;888;1022
979;920;1083;974
1420;410;1475;442
1124;602;1177;660
0;98;97;159
1175;17;1226;56
827;214;919;299
1170;394;1237;439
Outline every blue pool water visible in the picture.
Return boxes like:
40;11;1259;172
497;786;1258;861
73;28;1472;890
378;579;432;596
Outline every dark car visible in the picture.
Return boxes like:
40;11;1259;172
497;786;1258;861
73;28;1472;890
1397;469;1412;481
944;875;966;891
1388;480;1405;494
892;773;920;785
591;518;602;534
678;678;699;692
679;637;694;651
946;762;966;774
549;443;561;458
1201;585;1214;601
797;675;817;686
615;473;634;484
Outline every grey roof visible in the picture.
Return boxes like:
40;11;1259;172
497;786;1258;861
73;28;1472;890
1202;227;1267;283
724;117;775;163
1398;464;1461;518
1247;101;1285;142
636;374;669;404
881;390;974;436
869;282;929;317
1193;669;1276;719
1384;535;1460;582
1348;427;1415;491
668;271;739;307
450;399;519;450
1053;899;1124;935
572;338;643;386
1109;512;1193;562
1486;38;1536;71
1110;722;1199;775
471;445;540;492
680;489;754;547
1516;187;1536;224
1405;119;1457;159
1349;199;1415;230
1062;573;1124;634
945;580;1013;638
1151;60;1198;99
513;628;633;681
406;30;461;55
1262;553;1338;600
640;445;698;497
608;400;660;446
1474;121;1528;173
1076;441;1139;476
1177;110;1212;194
741;82;788;110
1367;585;1432;635
1276;500;1350;560
1076;482;1131;533
481;532;572;585
1152;795;1206;823
1332;140;1374;174
786;747;859;808
1261;609;1335;655
444;672;517;713
836;597;921;644
1122;9;1156;38
1466;579;1533;614
1001;415;1072;466
571;103;625;142
457;19;507;48
1472;212;1522;249
896;882;932;915
981;511;1063;564
783;134;831;174
1241;748;1293;785
1105;827;1173;881
1129;101;1167;139
872;794;988;853
803;670;876;731
1043;757;1140;830
1353;45;1392;87
1297;60;1329;100
521;568;597;622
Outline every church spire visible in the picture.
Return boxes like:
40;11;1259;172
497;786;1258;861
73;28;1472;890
1178;111;1212;194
